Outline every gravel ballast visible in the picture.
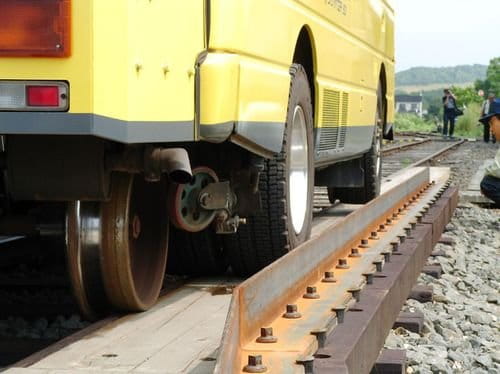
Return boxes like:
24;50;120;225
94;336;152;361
384;141;500;374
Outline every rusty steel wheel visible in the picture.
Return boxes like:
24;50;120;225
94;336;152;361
66;201;109;320
100;173;169;312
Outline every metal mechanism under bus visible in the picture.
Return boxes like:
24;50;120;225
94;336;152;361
0;0;395;317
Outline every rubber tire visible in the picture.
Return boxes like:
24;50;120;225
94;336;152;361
328;85;384;204
224;64;314;277
166;226;227;276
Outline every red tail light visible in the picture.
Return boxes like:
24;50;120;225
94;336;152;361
26;86;60;106
0;0;71;57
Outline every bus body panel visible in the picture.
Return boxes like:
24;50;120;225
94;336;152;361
0;0;394;155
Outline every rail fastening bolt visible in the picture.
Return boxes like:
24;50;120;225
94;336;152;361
336;258;349;269
360;239;370;248
311;329;328;348
349;248;361;258
392;212;399;219
322;271;337;283
296;356;315;372
348;287;361;302
404;226;412;236
379;224;387;232
390;241;399;252
303;286;320;299
256;327;277;344
373;260;383;272
398;207;404;213
382;251;391;262
410;221;417;229
369;231;379;240
363;272;375;284
386;218;393;225
332;306;346;324
283;304;301;319
398;234;406;243
243;355;267;373
415;214;423;223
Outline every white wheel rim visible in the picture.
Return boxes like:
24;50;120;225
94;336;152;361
375;127;382;177
289;105;309;235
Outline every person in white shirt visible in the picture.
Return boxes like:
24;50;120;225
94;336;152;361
480;92;496;143
479;99;500;205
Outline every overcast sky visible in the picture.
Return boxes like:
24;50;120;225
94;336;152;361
394;0;499;72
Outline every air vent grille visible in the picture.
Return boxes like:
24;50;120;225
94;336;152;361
318;89;349;152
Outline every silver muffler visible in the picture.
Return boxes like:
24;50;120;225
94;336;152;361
106;146;192;184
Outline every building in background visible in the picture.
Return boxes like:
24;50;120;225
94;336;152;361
395;94;424;117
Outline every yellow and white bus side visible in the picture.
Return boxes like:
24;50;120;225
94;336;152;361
0;0;394;155
0;0;395;314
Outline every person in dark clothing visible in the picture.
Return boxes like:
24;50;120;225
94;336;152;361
479;99;500;205
442;89;458;138
480;92;496;143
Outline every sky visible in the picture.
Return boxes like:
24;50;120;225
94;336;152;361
394;0;499;72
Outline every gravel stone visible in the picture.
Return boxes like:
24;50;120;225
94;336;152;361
383;142;500;373
475;354;493;368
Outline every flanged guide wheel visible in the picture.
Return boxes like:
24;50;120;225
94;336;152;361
168;167;218;233
101;173;169;311
66;173;169;315
66;201;109;320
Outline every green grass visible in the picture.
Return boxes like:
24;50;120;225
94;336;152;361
395;108;483;138
394;114;436;133
455;102;482;138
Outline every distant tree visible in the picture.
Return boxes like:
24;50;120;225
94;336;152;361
427;102;441;117
450;85;483;107
475;57;500;96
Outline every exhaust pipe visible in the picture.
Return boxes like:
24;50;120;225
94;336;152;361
145;147;192;184
107;146;192;184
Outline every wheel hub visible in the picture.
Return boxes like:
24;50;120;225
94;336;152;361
131;214;141;240
168;167;218;232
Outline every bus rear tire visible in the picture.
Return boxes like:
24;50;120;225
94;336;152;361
224;64;314;276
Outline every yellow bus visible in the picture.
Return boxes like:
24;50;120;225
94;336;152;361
0;0;394;318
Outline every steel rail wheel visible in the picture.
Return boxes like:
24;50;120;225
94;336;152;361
101;173;169;312
66;201;109;320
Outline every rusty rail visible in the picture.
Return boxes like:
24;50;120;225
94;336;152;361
410;139;465;168
215;167;454;373
382;138;431;154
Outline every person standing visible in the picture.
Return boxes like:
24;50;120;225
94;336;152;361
479;99;500;205
442;89;458;138
480;92;496;143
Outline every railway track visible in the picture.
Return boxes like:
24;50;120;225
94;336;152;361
1;137;464;373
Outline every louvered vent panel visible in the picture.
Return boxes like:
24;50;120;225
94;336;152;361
321;90;340;127
339;92;349;148
319;89;341;151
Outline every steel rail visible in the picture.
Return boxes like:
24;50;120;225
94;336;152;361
381;138;431;154
409;139;465;168
214;167;452;373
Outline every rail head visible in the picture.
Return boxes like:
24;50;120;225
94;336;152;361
215;166;451;373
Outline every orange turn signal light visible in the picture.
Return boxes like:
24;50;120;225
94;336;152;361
0;0;71;57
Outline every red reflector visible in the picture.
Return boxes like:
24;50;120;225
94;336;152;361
26;86;60;107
